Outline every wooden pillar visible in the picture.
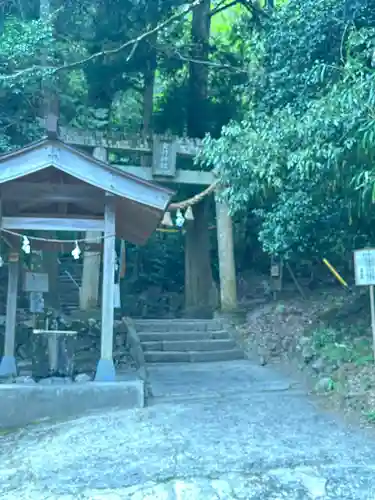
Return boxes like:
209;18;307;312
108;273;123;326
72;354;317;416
184;199;214;317
0;257;19;376
95;194;116;381
80;146;106;311
41;232;59;310
80;230;102;310
215;195;237;312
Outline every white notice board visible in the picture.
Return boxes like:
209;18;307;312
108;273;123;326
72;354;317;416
354;249;375;286
24;272;49;293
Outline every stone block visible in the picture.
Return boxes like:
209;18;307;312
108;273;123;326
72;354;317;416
32;333;76;380
0;379;144;429
31;335;49;379
161;339;236;352
190;349;244;363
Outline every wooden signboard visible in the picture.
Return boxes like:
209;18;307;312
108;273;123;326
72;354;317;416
354;248;375;362
270;257;283;293
24;272;49;293
354;248;375;286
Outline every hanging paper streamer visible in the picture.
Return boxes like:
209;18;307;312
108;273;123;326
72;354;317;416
114;249;120;273
71;241;81;260
184;206;194;221
22;236;31;254
114;282;121;309
161;211;173;227
175;209;185;228
0;256;3;268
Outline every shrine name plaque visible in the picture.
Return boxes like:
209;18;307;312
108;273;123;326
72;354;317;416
152;137;177;177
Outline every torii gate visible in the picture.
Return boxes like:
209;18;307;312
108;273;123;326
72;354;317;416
59;127;237;315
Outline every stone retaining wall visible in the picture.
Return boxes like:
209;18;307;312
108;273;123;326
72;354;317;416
0;312;136;381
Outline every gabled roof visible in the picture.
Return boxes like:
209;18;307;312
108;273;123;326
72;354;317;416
0;139;174;245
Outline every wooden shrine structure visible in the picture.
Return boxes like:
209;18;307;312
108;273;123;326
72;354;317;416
58;125;238;316
0;120;238;381
0;133;173;380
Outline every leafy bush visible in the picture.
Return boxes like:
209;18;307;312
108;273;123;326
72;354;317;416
199;0;375;263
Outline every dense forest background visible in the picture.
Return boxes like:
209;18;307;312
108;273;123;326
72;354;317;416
1;0;375;307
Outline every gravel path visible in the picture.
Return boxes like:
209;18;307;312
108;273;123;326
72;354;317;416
1;360;375;499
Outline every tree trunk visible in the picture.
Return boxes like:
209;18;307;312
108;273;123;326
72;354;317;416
142;36;157;141
184;0;214;317
187;0;211;138
142;1;158;144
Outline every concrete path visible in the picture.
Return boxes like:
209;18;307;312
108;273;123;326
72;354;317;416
1;360;375;499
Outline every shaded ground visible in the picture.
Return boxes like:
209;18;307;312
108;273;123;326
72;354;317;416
236;286;375;421
2;360;375;498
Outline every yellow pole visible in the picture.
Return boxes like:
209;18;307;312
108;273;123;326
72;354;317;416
322;258;349;288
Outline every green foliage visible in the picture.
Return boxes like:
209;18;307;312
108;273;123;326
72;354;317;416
1;0;248;145
0;17;54;86
0;0;257;296
200;0;375;262
311;326;373;366
154;0;249;136
0;15;54;151
364;410;375;423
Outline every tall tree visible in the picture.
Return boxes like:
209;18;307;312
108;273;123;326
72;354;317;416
184;0;214;316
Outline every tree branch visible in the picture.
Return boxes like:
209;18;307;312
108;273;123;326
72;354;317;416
210;0;270;18
210;0;239;17
156;42;247;73
0;0;204;81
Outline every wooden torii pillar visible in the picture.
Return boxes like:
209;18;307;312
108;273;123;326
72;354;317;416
215;196;237;312
80;146;106;311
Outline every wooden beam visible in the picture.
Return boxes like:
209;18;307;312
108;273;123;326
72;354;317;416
33;329;77;335
59;126;202;156
114;165;214;185
1;182;102;203
2;216;104;232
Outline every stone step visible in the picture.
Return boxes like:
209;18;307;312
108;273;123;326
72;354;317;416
144;349;244;364
143;339;236;352
138;330;229;342
134;319;222;333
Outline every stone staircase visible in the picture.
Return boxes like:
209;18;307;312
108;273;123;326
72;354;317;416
134;319;244;363
58;256;83;313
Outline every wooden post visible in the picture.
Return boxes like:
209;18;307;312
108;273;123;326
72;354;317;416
184;200;214;317
80;146;106;310
370;285;375;361
95;194;116;381
215;194;237;312
0;257;19;376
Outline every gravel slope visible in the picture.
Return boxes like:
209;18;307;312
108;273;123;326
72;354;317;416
1;360;375;499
